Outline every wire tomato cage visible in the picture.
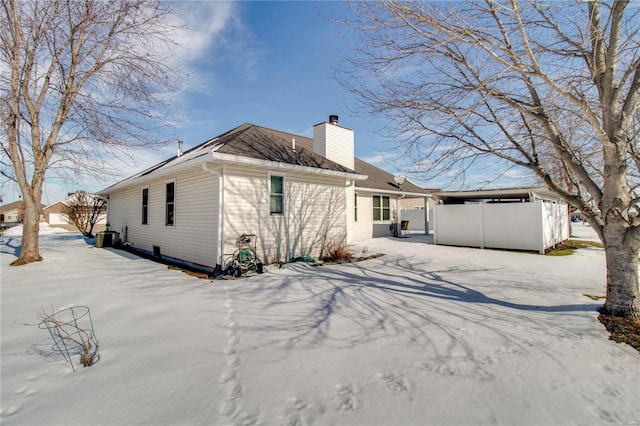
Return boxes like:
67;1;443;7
38;306;99;372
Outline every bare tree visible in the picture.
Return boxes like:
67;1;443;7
340;0;640;320
0;0;180;265
61;191;106;238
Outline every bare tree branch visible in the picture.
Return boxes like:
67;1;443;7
61;190;106;237
339;0;640;319
0;0;183;264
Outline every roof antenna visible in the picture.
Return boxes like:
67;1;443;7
177;139;183;157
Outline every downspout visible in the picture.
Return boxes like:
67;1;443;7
396;194;405;237
424;195;430;235
202;162;224;270
345;179;355;244
433;195;440;245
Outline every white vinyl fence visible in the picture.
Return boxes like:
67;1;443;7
434;200;568;253
400;209;431;232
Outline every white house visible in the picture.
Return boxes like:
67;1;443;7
101;116;431;270
433;187;570;253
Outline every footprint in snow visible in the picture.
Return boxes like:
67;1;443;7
225;381;243;400
376;372;410;392
15;386;37;396
332;383;358;411
218;399;237;417
3;383;41;420
226;355;241;368
1;405;21;417
228;334;240;347
601;385;623;398
596;407;625;424
220;369;237;384
235;411;260;426
282;397;314;426
496;344;528;357
474;354;495;365
220;293;250;424
417;357;495;380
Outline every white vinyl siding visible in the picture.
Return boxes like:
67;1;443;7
223;166;347;263
312;122;355;170
106;164;350;268
345;185;355;244
353;192;401;240
106;169;219;268
354;193;373;241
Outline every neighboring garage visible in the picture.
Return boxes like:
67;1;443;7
434;186;569;254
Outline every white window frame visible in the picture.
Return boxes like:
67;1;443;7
141;186;149;225
354;193;358;222
165;179;176;226
268;172;285;216
372;194;391;222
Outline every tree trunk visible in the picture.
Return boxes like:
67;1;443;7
11;199;42;265
86;224;95;239
601;241;640;321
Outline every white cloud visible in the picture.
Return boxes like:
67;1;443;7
170;1;238;64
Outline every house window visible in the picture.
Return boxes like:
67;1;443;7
270;175;284;215
165;181;175;226
373;195;390;221
142;188;149;225
354;194;358;222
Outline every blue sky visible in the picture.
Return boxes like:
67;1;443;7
170;1;391;166
174;1;366;144
2;1;531;205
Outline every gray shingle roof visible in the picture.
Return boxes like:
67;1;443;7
226;125;430;194
213;124;355;173
103;123;432;196
353;158;427;193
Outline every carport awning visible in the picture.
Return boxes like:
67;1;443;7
436;186;563;203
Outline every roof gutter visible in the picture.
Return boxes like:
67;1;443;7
100;153;209;195
100;149;368;195
209;152;368;181
355;186;433;198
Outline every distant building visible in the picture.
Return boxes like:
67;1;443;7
44;192;107;226
0;200;45;227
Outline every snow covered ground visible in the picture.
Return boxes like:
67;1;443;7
1;223;638;425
